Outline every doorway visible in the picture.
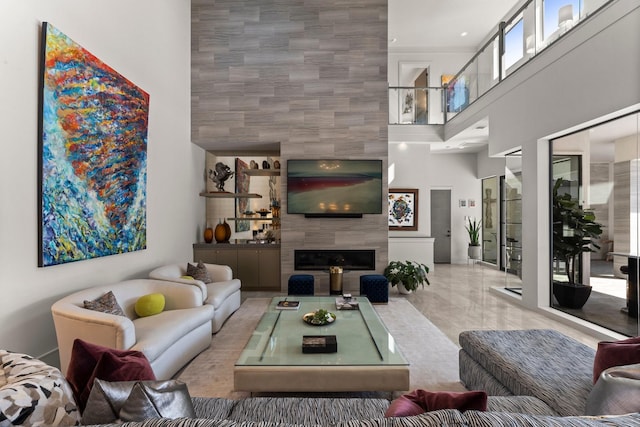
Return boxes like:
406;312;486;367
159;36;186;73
431;189;451;263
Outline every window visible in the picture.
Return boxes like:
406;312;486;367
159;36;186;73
503;17;524;71
543;0;582;40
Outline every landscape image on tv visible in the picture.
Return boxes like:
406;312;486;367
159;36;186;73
287;159;383;215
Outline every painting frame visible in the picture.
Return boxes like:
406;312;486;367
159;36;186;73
37;23;149;267
388;188;419;231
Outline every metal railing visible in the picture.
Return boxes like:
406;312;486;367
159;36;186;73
390;0;612;125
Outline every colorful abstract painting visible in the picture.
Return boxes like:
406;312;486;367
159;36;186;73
38;23;149;266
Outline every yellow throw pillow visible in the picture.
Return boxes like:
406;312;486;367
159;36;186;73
135;293;165;317
180;275;194;280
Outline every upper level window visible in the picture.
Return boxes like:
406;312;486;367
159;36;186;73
543;0;582;40
504;17;524;70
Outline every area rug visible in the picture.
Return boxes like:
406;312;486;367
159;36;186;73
177;297;465;399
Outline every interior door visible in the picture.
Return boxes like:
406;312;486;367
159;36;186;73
431;189;451;263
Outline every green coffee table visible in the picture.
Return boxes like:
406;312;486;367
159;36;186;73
234;296;409;392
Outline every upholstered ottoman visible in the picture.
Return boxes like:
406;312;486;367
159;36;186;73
288;274;314;295
360;274;389;304
0;350;79;426
459;329;595;416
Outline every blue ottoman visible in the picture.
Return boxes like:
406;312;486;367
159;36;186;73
288;274;314;295
359;274;389;304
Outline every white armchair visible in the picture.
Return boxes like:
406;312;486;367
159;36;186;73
149;262;241;333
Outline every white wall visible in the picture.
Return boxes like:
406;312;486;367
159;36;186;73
389;143;481;263
0;0;203;365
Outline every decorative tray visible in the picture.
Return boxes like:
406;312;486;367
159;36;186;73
302;310;336;326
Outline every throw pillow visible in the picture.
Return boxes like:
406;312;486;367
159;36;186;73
586;363;640;415
134;293;165;317
66;339;156;412
593;336;640;383
186;261;213;284
83;290;125;316
81;378;195;424
385;389;487;417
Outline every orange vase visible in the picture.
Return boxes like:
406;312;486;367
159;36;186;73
203;227;214;243
214;220;230;243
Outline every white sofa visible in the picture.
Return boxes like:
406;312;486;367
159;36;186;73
149;262;241;333
51;279;214;380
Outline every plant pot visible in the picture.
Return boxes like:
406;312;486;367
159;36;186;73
397;282;412;295
552;281;592;309
468;245;482;260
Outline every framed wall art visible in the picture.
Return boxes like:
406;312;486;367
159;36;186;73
38;23;149;266
388;188;418;231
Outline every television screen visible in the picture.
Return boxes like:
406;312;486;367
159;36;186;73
287;159;383;215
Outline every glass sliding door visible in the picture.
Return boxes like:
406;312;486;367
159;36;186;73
550;112;640;336
482;177;498;265
504;151;523;294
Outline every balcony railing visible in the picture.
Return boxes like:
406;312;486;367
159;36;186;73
388;87;445;125
390;0;612;125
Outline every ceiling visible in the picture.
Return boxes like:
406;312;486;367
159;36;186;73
388;0;522;51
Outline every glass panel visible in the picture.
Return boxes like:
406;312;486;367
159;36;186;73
550;113;640;337
504;152;523;294
482;177;499;265
542;0;581;44
388;87;444;125
477;35;500;97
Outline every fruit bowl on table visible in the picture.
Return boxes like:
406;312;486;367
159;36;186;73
302;309;336;326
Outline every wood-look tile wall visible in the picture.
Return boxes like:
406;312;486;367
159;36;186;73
192;0;389;292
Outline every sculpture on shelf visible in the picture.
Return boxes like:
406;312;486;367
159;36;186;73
208;162;235;191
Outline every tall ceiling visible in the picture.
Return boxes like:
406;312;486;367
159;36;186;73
388;0;522;51
388;0;522;153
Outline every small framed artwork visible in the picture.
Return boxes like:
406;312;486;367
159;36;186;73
388;189;418;231
459;199;467;207
469;199;476;207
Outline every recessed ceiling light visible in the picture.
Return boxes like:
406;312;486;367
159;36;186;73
460;32;468;37
389;38;397;44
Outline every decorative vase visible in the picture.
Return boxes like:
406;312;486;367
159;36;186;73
214;219;230;243
397;282;412;295
468;245;482;260
203;226;214;243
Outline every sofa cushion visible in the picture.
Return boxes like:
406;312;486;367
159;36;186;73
593;336;640;383
84;290;125;316
0;350;80;426
586;363;640;415
66;339;156;412
487;396;558;415
459;329;595;416
385;390;487;417
205;279;242;309
81;378;194;424
339;409;467;426
131;306;214;363
135;293;166;317
463;410;640;426
187;261;213;284
230;397;390;425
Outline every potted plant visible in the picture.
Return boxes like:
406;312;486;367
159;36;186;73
383;260;430;295
552;178;603;309
465;218;482;260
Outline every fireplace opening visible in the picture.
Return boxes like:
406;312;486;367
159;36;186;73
294;250;375;271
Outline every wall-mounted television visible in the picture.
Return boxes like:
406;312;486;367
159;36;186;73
287;159;383;217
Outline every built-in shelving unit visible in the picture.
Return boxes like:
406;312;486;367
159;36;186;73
199;192;262;198
226;217;276;221
242;169;280;176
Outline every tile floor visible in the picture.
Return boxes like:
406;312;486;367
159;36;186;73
243;263;613;350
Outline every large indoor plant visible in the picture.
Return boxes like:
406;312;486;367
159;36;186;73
383;260;430;295
465;218;482;260
552;178;603;309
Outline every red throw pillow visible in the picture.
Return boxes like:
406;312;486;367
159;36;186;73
385;389;487;417
593;336;640;383
66;339;156;412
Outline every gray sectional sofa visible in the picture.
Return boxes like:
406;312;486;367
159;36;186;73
85;396;640;426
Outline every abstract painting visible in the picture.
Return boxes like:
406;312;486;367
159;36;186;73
38;23;149;266
388;189;418;231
